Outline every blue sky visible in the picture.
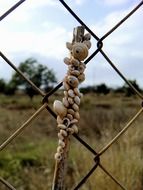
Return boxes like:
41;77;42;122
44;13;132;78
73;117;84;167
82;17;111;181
0;0;143;87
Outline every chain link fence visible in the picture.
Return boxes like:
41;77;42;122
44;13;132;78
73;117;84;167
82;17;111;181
0;0;143;189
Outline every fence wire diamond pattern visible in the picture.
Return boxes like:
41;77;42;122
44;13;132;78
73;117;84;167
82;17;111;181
0;0;143;189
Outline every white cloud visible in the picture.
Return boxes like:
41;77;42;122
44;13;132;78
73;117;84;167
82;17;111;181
0;0;143;86
28;0;58;7
0;26;71;59
103;0;130;7
88;4;143;86
0;0;61;22
91;5;143;52
74;0;86;5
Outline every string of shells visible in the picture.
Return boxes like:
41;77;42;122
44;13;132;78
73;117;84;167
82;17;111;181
53;32;91;161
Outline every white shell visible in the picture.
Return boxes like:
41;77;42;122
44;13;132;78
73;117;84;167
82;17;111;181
72;103;79;111
64;57;71;65
78;73;85;82
67;75;79;88
67;108;75;116
67;113;73;121
59;139;65;148
71;124;78;134
74;111;80;120
74;88;81;97
84;33;91;41
57;124;67;130
55;152;62;161
70;119;78;124
72;43;88;61
63;81;70;90
64;90;68;97
67;127;75;134
71;58;80;66
68;65;75;72
57;116;63;124
62;117;70;127
71;70;80;76
57;146;64;154
58;132;64;140
79;64;85;73
74;96;80;105
53;100;67;118
60;129;68;137
68;89;75;98
62;97;69;108
84;40;91;49
68;97;74;104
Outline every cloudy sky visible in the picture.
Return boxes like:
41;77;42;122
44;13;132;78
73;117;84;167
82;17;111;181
0;0;143;87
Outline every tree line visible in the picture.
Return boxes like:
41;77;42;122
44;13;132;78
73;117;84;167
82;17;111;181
0;58;142;98
0;58;57;99
80;80;142;97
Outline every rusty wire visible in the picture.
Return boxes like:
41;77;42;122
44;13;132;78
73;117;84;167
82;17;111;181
0;0;143;189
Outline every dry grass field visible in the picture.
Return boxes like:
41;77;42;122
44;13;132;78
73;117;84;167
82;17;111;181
0;93;143;190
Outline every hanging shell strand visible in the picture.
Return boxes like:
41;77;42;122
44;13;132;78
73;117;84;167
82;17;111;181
53;32;91;162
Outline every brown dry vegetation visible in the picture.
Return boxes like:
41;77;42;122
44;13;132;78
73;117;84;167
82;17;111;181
0;93;143;190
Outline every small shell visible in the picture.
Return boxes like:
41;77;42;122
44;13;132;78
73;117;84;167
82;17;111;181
68;97;74;104
60;129;68;137
67;108;75;116
59;139;65;148
64;57;71;65
57;116;63;124
84;40;91;49
62;117;70;127
74;88;81;97
84;33;91;41
79;64;85;74
53;100;67;118
80;62;86;69
67;113;73;121
67;75;79;88
72;103;79;111
68;65;75;72
58;132;64;140
74;96;80;105
67;127;75;134
55;152;62;161
62;97;69;108
71;124;78;134
68;89;75;98
57;146;64;154
72;43;88;61
63;81;70;90
57;124;67;129
64;91;68;97
71;58;80;66
74;111;80;120
78;73;85;82
71;70;80;76
70;119;78;124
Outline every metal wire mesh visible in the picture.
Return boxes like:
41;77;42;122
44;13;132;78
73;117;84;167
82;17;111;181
0;0;143;189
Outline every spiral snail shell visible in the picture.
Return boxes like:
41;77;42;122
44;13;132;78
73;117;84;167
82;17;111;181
53;100;67;118
71;43;88;61
67;75;79;88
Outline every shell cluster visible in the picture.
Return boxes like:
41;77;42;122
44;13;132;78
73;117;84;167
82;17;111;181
53;32;91;161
